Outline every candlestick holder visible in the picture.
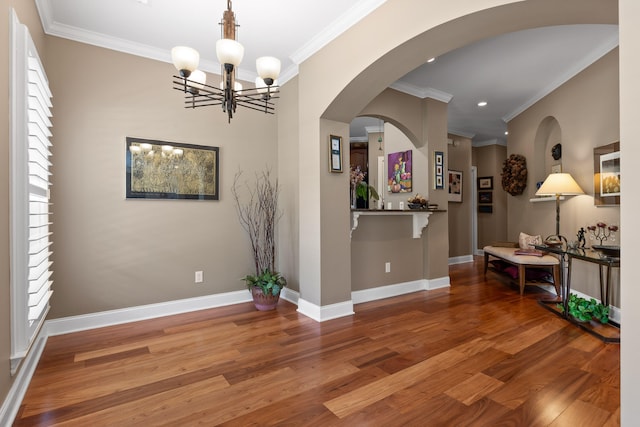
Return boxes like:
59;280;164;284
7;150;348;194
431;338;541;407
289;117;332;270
587;222;618;245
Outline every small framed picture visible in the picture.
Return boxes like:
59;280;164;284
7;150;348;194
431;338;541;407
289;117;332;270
479;191;492;204
434;151;444;189
448;170;462;202
478;176;493;190
329;135;342;173
479;205;493;213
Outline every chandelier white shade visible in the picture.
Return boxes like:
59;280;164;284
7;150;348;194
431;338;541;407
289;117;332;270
216;39;244;67
171;46;199;78
171;0;280;122
256;56;281;83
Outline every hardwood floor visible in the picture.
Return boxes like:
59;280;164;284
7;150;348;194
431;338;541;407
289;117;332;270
14;258;620;426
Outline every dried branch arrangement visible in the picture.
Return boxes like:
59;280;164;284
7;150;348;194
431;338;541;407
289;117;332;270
231;168;282;275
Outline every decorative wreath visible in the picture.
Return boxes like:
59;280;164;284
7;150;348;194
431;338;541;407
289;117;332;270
501;154;528;196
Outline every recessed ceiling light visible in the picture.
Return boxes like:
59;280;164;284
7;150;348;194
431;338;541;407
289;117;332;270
477;101;488;107
505;131;509;135
427;57;436;63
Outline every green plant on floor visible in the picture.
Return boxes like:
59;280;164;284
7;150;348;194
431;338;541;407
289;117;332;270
558;293;609;324
242;270;286;296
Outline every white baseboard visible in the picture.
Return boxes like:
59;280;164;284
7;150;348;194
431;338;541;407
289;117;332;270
297;298;355;322
46;290;253;336
0;329;48;427
427;276;451;290
448;255;474;265
352;280;426;304
352;277;450;304
280;287;300;305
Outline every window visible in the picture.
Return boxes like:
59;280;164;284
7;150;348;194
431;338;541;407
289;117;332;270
10;11;53;374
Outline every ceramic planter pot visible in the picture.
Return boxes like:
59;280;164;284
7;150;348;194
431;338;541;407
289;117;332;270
251;286;281;311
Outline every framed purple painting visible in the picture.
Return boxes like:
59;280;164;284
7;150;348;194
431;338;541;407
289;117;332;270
387;150;412;193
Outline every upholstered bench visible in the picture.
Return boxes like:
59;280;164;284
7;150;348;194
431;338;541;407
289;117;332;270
483;245;560;296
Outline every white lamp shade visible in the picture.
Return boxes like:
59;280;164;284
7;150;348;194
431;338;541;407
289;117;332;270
535;173;584;196
171;46;199;74
216;39;244;67
187;70;206;89
256;56;281;82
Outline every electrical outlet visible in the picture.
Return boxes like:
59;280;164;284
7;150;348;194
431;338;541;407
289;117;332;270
385;262;391;273
195;271;203;283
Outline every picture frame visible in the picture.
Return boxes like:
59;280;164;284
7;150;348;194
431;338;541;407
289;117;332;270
478;205;493;213
329;135;343;173
448;170;462;202
594;141;620;206
434;151;444;189
126;137;219;200
388;150;412;193
478;176;493;190
478;191;493;204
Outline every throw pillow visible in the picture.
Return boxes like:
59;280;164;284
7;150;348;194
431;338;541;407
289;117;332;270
519;232;542;249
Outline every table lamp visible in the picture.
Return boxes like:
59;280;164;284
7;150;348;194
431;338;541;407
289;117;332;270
535;172;584;240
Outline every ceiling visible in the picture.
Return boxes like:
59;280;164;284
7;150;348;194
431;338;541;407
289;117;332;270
35;0;618;145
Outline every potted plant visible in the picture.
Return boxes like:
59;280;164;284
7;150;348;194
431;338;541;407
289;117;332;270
350;165;379;208
232;168;286;311
559;293;609;324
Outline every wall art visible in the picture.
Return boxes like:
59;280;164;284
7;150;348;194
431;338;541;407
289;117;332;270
594;141;620;206
434;151;444;189
448;169;462;202
478;176;493;190
126;137;219;200
329;135;343;173
388;150;412;193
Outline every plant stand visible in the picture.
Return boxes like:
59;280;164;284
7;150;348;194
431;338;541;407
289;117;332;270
251;287;281;311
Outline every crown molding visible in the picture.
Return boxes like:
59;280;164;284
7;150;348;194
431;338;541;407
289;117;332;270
472;138;507;147
448;128;476;139
503;31;619;122
365;125;384;134
389;82;453;103
349;136;369;143
35;0;301;86
290;0;387;65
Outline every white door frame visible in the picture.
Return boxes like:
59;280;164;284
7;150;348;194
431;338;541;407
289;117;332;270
471;166;480;255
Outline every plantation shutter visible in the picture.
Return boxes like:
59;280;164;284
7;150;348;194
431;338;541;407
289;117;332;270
10;11;53;374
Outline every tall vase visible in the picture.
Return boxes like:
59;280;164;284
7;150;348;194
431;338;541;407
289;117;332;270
351;186;357;209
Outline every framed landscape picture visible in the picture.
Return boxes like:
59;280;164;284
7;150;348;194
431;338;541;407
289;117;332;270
479;191;492;204
478;176;493;190
126;137;219;200
594;141;620;206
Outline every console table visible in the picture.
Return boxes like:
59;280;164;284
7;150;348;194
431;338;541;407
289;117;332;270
534;244;620;343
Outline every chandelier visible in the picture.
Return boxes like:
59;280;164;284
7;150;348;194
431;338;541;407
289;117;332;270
171;0;281;122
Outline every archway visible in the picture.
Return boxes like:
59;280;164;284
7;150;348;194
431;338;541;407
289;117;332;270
293;0;617;318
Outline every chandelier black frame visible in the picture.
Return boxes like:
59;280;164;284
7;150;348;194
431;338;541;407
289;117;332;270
171;0;280;122
172;75;279;119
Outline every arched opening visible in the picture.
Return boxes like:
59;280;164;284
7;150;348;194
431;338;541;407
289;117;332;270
533;116;563;197
294;0;617;318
